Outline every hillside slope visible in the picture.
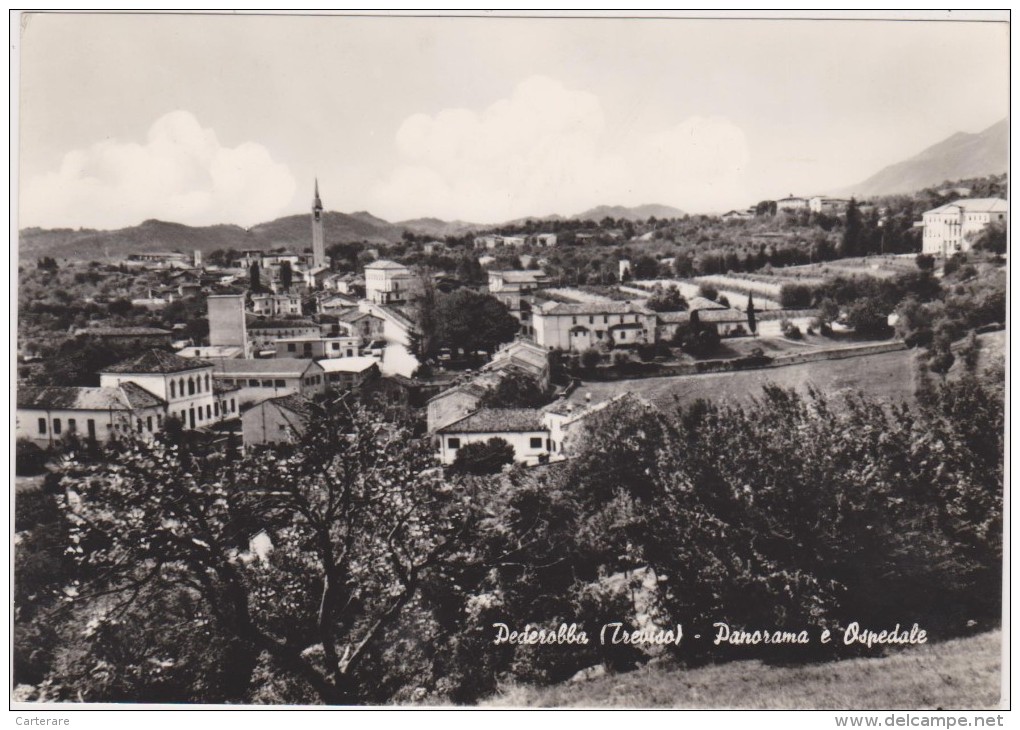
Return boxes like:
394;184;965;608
18;210;408;261
841;118;1008;197
486;630;1002;709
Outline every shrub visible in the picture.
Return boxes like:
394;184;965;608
778;283;816;309
16;439;48;476
780;318;803;340
697;284;718;301
580;348;601;370
451;437;517;475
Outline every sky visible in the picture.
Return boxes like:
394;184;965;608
16;12;1009;229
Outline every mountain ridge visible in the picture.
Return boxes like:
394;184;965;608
838;118;1008;198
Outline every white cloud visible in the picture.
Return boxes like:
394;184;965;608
370;76;750;221
21;111;296;229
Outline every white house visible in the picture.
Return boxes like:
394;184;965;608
436;408;550;466
921;198;1007;256
100;349;219;431
809;196;851;215
17;383;167;447
532;300;657;351
776;195;809;212
272;335;362;359
317;356;380;390
210;358;327;406
364;260;415;304
250;292;302;317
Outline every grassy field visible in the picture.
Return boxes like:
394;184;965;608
569;345;921;413
486;630;1003;709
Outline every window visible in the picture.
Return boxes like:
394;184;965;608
214;402;219;417
332;342;340;350
572;316;577;325
230;399;236;413
447;437;460;449
262;379;273;387
620;332;626;340
197;409;203;422
604;315;609;323
38;418;46;435
137;418;143;431
274;379;285;388
188;378;195;396
68;418;77;433
170;381;177;398
530;437;543;449
249;379;259;387
207;405;212;419
205;374;210;391
53;418;62;435
589;316;594;324
146;416;153;431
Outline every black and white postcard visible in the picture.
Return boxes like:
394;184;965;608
11;10;1008;716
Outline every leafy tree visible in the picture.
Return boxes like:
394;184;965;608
479;370;549;409
451;437;516;475
645;284;687;312
409;268;440;361
250;261;262;293
970;219;1006;255
846;297;891;338
435;289;518;356
49;401;481;704
579;348;601;371
631;255;660;280
697;284;718;302
280;261;293;291
915;253;935;271
841;198;862;257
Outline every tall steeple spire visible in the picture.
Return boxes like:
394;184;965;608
311;178;325;269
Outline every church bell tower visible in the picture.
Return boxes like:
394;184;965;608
311;178;325;268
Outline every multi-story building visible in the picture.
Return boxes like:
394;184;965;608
246;319;321;350
532;300;657;351
488;270;549;336
272;335;362;359
776;195;809;212
809;196;851;215
921;198;1007;256
250;292;303;317
100;349;219;430
210;358;327;406
364;260;416;304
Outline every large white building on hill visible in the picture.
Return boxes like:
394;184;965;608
921;198;1007;256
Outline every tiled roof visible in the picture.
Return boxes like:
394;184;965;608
118;381;167;409
364;259;408;270
925;198;1007;215
437;408;546;434
265;394;317;420
77;327;172;337
17;384;165;411
102;349;212;374
338;309;379;323
538;301;653;316
247;318;318;329
492;270;547;283
687;296;728;311
211;358;321;377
